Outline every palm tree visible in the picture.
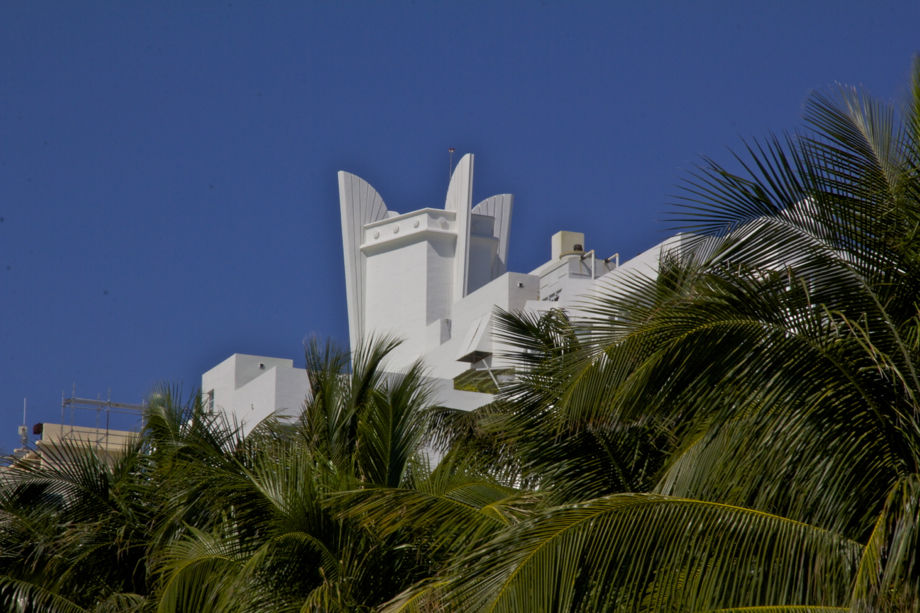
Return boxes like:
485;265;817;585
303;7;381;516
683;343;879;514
0;337;448;613
374;57;920;612
150;336;445;613
0;423;159;611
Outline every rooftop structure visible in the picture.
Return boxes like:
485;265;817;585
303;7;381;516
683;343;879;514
6;423;140;470
201;354;309;434
8;393;146;467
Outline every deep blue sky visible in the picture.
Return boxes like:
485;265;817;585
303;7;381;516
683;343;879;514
2;2;918;451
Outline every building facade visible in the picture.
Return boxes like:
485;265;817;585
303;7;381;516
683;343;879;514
202;154;684;432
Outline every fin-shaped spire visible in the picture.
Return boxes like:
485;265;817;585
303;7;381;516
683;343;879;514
472;194;514;280
338;171;388;350
445;153;474;301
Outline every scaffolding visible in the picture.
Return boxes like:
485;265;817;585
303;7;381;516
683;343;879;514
53;386;147;453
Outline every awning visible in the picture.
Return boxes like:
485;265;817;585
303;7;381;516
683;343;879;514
456;314;493;363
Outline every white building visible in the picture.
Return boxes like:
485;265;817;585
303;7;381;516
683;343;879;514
201;354;309;434
202;154;685;432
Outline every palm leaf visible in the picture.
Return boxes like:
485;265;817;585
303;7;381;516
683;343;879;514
439;494;861;613
850;473;920;612
0;576;87;613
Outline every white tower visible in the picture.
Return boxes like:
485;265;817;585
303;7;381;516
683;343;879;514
339;154;513;369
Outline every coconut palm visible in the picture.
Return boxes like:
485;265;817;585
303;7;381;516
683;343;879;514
0;426;158;611
150;336;444;613
373;57;920;612
0;337;448;613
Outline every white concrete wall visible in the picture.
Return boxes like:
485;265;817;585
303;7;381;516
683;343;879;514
365;239;436;363
429;377;494;412
580;233;689;307
467;214;500;294
363;219;457;369
232;366;279;432
418;271;539;381
201;354;310;436
339;172;390;352
274;365;311;418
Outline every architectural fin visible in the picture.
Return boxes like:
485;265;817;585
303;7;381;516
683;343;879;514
445;154;474;301
472;194;514;280
338;171;389;350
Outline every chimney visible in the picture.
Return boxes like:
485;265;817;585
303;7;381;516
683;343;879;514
551;231;585;260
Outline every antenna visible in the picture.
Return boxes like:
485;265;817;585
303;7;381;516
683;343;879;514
448;148;455;183
18;398;28;448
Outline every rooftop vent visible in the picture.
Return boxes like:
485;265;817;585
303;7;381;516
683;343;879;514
552;231;586;260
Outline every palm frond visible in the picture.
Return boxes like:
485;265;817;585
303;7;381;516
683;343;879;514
333;463;529;560
0;576;87;613
439;494;861;613
90;593;146;613
379;580;448;613
851;473;920;612
357;360;435;487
